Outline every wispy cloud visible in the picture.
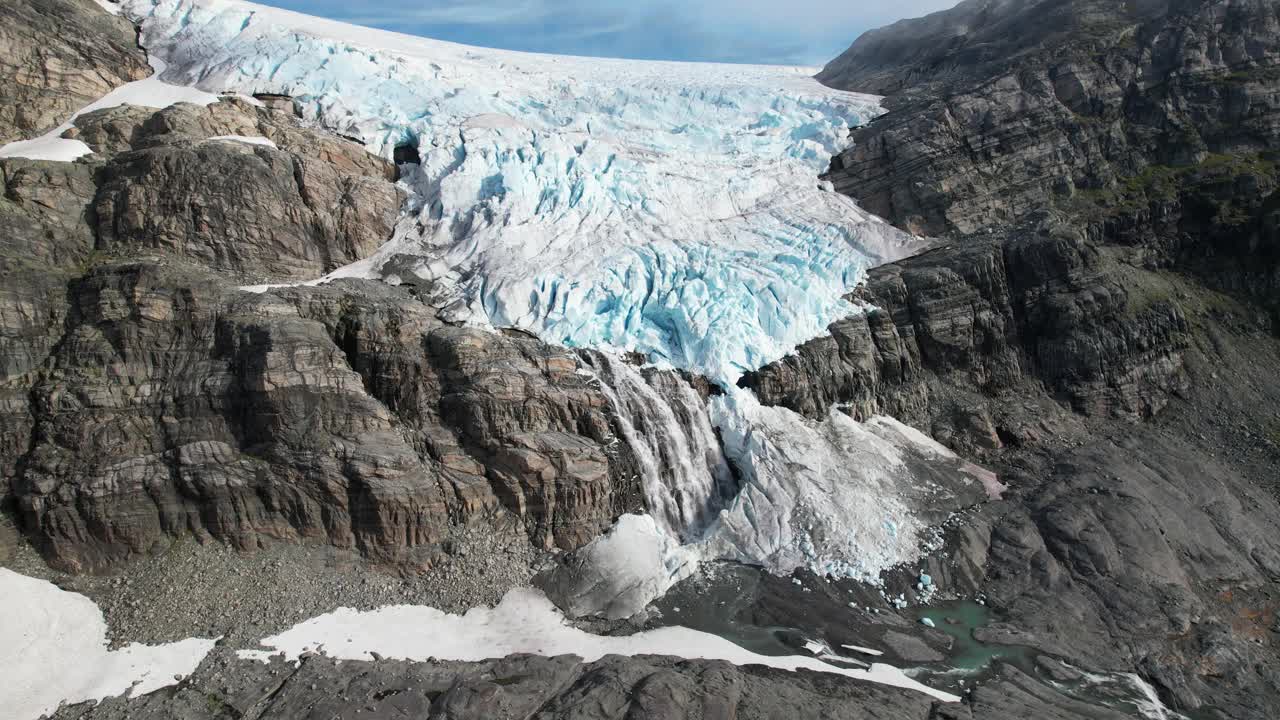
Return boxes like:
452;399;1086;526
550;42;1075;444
346;0;551;26
256;0;961;65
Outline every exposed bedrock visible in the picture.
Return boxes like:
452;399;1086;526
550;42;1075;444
84;100;404;283
743;225;1280;715
746;2;1280;714
0;87;668;571
54;650;945;720
820;0;1280;257
742;225;1191;444
0;0;151;144
4;262;671;572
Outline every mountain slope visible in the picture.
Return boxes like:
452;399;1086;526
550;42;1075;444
821;0;1280;247
738;0;1280;716
3;1;1280;719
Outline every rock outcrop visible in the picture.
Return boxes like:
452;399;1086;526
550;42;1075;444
743;223;1190;447
54;650;942;720
12;264;650;572
0;0;150;144
820;0;1280;244
0;39;656;571
85;100;404;283
733;1;1280;715
5;0;1280;717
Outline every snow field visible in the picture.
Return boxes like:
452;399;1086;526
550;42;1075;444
0;569;216;720
237;584;961;702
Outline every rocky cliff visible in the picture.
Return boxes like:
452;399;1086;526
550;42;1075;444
0;3;673;572
731;0;1280;715
820;0;1280;253
0;0;151;144
4;0;1280;718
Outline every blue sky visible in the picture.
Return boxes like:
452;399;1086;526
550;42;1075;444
253;0;960;66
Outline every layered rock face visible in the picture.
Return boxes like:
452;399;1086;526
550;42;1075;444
0;46;659;571
86;101;404;282
0;0;151;144
14;265;651;572
821;0;1280;245
743;227;1190;442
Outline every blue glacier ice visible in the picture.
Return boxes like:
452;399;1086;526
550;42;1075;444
90;2;993;622
121;0;925;385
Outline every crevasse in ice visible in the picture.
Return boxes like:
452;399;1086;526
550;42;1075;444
121;0;923;384
105;1;975;609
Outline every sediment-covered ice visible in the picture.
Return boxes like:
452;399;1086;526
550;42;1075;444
237;585;960;702
707;390;937;581
0;568;216;720
118;0;924;384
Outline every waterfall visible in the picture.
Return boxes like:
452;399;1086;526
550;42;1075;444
586;353;733;541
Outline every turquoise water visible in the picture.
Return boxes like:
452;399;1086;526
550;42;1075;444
915;601;1035;673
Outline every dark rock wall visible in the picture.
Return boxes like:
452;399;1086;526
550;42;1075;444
742;227;1189;446
12;265;645;572
821;0;1280;241
85;100;404;283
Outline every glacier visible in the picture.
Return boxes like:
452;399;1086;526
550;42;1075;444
119;0;924;385
542;385;1000;619
15;0;990;625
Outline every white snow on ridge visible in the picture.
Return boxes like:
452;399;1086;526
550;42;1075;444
237;586;960;703
207;134;278;148
120;0;925;384
0;569;216;720
0;56;221;162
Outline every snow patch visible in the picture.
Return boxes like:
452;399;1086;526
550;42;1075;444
0;56;220;162
237;585;959;702
206;134;278;148
0;569;216;720
842;644;885;657
0;136;94;163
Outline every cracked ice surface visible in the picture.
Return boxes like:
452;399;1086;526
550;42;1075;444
121;0;924;384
